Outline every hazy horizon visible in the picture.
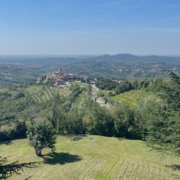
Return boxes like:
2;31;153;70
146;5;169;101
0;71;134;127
0;53;180;57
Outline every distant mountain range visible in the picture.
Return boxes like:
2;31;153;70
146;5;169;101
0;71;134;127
83;54;180;63
1;54;180;65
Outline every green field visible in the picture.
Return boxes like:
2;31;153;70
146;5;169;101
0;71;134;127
111;90;152;108
1;135;180;180
24;85;71;103
72;81;89;88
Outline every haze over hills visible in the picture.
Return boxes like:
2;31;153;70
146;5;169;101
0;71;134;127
0;53;180;87
1;53;180;64
83;54;180;63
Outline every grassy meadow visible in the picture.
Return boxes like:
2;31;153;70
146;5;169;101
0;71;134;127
1;135;180;180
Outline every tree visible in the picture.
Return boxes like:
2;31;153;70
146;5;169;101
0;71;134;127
91;103;115;136
144;72;180;154
0;156;35;179
115;81;132;94
113;105;139;139
134;95;168;141
95;77;118;90
66;108;85;134
27;120;56;156
0;122;36;179
132;78;150;90
48;106;66;134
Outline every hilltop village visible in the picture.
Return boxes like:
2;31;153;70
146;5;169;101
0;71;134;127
37;68;89;86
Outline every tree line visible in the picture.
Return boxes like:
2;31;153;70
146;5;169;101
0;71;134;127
95;77;150;95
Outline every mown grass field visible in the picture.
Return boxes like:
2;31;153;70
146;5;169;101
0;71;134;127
1;135;180;180
111;90;152;108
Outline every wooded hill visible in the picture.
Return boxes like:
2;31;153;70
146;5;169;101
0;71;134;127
0;54;180;87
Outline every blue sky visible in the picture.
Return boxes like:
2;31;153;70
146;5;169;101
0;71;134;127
0;0;180;55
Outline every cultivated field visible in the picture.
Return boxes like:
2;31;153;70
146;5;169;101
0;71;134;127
25;85;71;103
111;90;152;108
1;135;180;180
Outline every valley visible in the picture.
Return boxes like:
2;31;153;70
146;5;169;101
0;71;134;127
1;0;180;179
1;55;180;179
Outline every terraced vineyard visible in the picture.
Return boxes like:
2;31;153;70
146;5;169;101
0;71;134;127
25;85;71;103
111;90;152;108
1;135;180;180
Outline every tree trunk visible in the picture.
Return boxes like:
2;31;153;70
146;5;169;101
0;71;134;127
35;148;42;156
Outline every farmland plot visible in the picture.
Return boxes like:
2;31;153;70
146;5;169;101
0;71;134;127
111;90;152;108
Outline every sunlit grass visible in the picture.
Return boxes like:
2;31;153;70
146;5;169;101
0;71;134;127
111;90;152;108
1;135;179;180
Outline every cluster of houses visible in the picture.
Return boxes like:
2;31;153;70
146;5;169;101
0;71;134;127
37;68;90;86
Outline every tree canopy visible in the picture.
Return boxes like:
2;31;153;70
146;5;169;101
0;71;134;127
27;120;56;156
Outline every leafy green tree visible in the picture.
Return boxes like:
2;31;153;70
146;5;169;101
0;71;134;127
48;106;66;133
159;71;180;110
14;92;25;100
91;103;115;136
113;105;140;139
95;77;118;90
145;72;180;154
132;78;150;90
0;156;36;179
27;120;56;156
108;92;114;97
66;109;85;134
134;95;167;141
115;81;132;94
0;122;36;179
46;79;54;86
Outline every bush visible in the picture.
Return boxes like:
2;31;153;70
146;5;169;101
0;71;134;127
0;121;27;142
14;92;25;99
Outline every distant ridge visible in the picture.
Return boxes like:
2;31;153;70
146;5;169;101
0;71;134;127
0;54;180;64
83;53;180;63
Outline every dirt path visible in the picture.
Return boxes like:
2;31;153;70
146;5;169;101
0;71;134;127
91;85;109;108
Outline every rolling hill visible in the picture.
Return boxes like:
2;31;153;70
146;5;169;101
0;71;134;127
0;54;180;87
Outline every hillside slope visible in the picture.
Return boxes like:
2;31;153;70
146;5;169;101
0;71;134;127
1;135;180;180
